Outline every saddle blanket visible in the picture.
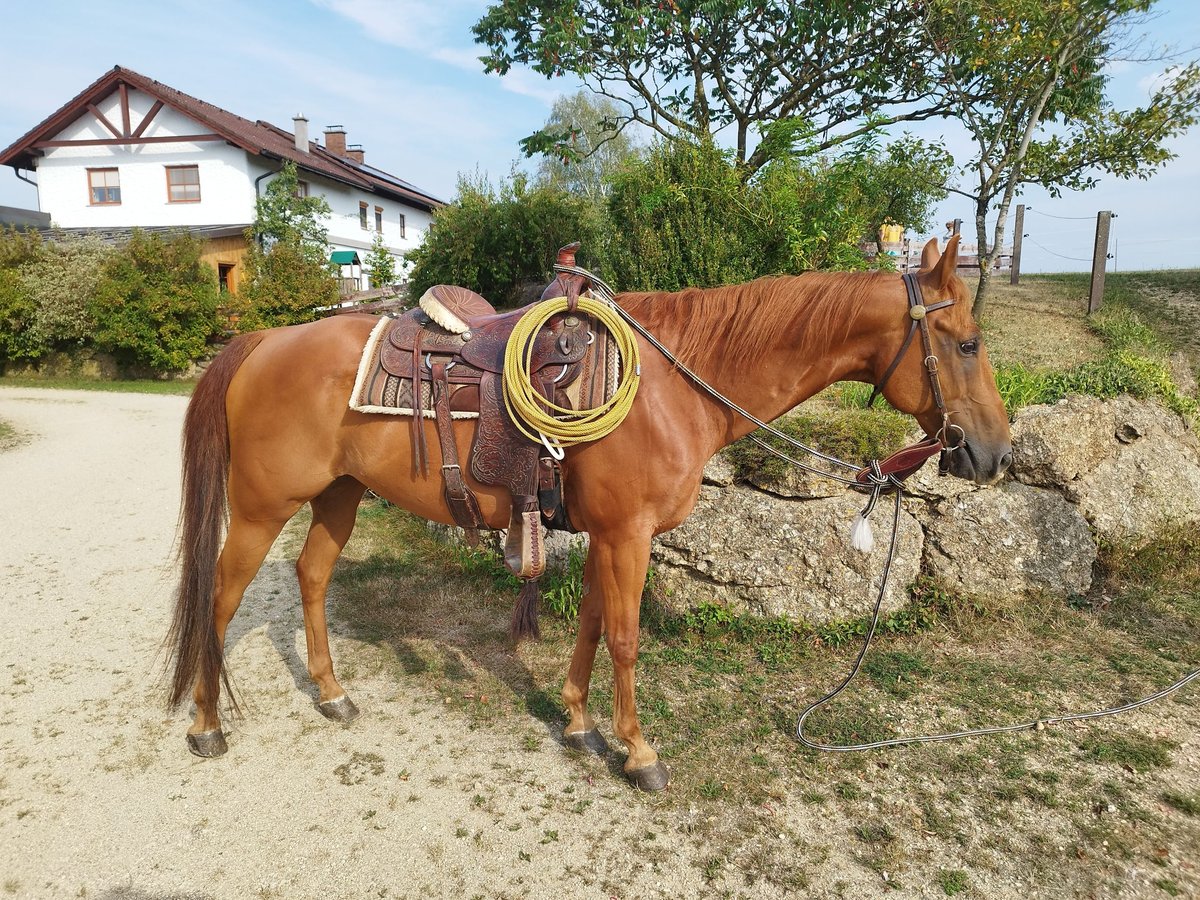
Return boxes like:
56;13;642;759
348;313;622;418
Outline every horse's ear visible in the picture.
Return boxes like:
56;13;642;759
929;234;960;291
920;237;941;270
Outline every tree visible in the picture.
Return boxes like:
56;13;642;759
473;0;957;174
239;160;338;328
364;232;397;290
536;92;644;201
406;171;608;307
251;160;332;262
923;0;1200;314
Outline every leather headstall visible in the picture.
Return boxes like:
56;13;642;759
857;273;962;489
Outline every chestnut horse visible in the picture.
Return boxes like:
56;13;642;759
167;236;1011;790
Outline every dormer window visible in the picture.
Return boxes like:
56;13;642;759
88;168;121;205
166;165;201;203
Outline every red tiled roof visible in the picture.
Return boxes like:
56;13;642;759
0;65;443;211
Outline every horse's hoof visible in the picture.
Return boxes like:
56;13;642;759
564;728;609;755
318;694;360;724
186;729;227;758
627;760;670;792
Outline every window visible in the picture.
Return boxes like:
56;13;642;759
295;180;309;198
359;201;368;230
87;168;121;205
217;264;235;294
166;165;201;203
398;213;406;239
374;206;383;232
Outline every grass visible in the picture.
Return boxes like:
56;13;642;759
726;404;912;481
0;374;195;395
329;498;1200;897
0;419;19;452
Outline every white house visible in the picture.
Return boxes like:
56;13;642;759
0;65;443;293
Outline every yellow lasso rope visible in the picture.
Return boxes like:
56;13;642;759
502;296;640;447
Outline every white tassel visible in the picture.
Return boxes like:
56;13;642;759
849;513;875;554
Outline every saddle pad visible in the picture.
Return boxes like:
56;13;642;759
349;316;480;419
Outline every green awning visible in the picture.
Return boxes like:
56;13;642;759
330;250;360;265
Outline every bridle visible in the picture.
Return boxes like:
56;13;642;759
867;273;965;454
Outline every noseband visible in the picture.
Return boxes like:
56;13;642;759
867;273;964;451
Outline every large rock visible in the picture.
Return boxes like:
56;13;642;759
651;485;922;622
1075;436;1200;542
1011;395;1119;491
1011;395;1200;541
922;481;1095;598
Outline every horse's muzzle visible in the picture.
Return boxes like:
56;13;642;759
940;439;1012;485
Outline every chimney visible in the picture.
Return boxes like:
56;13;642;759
293;114;309;153
346;143;365;164
324;125;347;157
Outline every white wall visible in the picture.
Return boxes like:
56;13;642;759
35;88;257;227
254;163;433;288
32;85;435;288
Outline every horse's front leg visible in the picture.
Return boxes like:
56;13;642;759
561;548;610;755
590;528;669;791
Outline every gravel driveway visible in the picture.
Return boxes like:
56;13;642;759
0;386;786;900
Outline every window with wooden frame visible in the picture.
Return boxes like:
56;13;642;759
374;206;383;232
359;201;369;230
295;180;310;198
398;213;406;239
166;165;201;203
87;168;121;205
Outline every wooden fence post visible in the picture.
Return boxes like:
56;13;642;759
1088;210;1113;314
1010;204;1024;285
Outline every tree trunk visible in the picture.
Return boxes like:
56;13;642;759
972;207;992;319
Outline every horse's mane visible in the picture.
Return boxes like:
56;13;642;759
616;270;893;376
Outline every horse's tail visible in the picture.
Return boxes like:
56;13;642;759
166;332;265;712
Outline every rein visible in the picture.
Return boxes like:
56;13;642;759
556;262;1200;754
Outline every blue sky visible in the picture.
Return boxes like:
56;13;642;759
0;0;1197;272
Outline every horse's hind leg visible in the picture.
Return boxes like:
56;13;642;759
296;476;367;723
189;511;294;755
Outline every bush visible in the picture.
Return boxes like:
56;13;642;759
605;140;758;292
406;171;607;307
88;230;221;371
236;239;339;330
19;232;113;354
0;267;39;361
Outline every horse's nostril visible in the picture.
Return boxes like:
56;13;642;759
999;451;1013;470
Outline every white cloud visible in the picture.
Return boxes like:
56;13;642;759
311;0;563;106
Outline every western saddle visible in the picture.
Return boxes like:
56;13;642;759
372;244;608;590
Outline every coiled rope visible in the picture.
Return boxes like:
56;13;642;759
502;296;641;447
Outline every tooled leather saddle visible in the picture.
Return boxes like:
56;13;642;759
365;244;608;583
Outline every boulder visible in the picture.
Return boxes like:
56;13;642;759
1075;436;1200;541
652;485;922;622
701;452;736;487
741;464;845;499
922;481;1095;598
1010;395;1118;491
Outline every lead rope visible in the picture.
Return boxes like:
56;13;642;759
555;263;1200;751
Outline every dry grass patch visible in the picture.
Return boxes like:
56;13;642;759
978;279;1104;370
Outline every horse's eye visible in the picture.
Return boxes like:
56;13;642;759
959;339;979;356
